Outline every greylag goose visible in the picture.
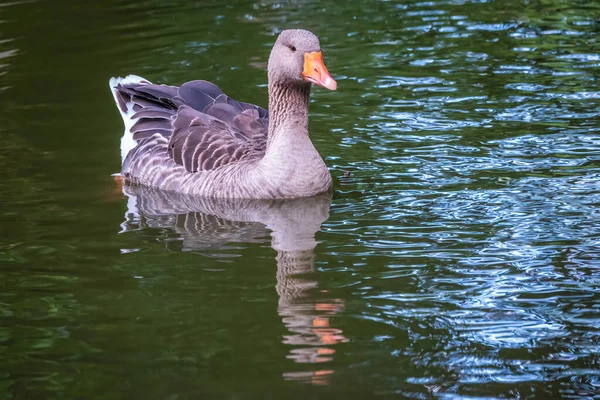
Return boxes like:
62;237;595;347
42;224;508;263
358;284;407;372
109;29;337;199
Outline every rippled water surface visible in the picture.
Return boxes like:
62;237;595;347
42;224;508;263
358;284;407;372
1;0;599;398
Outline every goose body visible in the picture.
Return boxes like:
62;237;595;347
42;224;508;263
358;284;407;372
109;29;336;199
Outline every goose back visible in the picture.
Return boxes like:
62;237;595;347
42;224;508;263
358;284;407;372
113;78;269;180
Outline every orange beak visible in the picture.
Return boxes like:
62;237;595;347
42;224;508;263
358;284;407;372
302;51;337;90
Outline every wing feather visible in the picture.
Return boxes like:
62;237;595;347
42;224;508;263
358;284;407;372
112;77;269;176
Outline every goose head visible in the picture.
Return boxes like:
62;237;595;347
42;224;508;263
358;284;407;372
268;29;337;91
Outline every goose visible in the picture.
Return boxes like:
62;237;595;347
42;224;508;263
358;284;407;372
109;29;337;199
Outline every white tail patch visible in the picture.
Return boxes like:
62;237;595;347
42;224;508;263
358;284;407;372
108;75;152;163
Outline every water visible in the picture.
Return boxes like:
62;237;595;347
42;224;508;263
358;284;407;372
1;0;599;398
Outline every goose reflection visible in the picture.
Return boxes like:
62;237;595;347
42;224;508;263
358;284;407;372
118;183;347;385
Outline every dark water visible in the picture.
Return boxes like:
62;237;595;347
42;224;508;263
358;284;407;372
1;0;599;398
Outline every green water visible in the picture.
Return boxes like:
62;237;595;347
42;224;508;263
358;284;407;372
1;0;599;398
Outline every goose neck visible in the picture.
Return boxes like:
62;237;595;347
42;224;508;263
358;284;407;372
267;81;311;145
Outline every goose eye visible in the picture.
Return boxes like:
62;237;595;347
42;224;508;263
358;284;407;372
290;46;296;52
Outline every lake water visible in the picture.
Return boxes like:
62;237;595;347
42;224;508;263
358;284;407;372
1;0;599;398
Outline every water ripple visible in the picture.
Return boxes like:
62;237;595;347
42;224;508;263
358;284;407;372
1;0;599;397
